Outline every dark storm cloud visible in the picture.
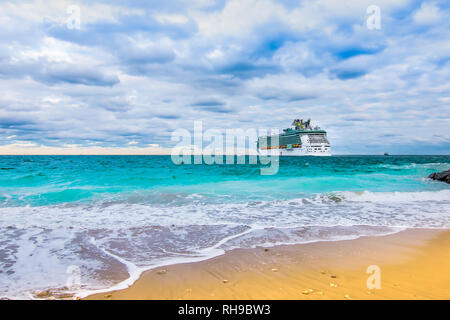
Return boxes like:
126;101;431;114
191;99;232;113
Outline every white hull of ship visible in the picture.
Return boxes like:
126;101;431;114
257;125;331;156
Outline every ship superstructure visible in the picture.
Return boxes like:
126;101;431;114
257;119;331;156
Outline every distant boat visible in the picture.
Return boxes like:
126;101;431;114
384;152;389;156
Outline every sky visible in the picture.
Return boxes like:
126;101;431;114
0;0;449;155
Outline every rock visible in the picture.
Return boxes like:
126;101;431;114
222;279;229;284
104;294;112;298
264;248;269;252
330;275;337;278
428;169;450;184
302;290;310;295
35;290;51;298
55;293;74;299
329;195;342;203
271;268;278;272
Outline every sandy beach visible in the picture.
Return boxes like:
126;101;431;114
85;228;450;300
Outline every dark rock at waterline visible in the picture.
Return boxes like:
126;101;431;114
428;169;450;184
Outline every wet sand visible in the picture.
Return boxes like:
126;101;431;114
85;228;450;300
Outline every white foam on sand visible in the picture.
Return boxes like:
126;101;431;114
336;189;450;203
75;227;256;299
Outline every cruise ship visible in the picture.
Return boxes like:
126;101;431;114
257;119;331;156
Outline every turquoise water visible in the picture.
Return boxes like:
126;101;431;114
0;155;449;298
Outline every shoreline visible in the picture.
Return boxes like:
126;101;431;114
85;228;450;300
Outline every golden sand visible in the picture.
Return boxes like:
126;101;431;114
85;228;450;300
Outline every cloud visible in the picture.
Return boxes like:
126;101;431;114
38;62;120;86
413;2;442;24
256;88;315;102
0;54;119;87
216;61;281;79
192;99;226;107
334;46;386;60
191;98;233;113
330;69;367;80
119;44;176;65
154;113;181;119
0;116;35;128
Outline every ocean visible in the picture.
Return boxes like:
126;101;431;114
0;155;449;299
